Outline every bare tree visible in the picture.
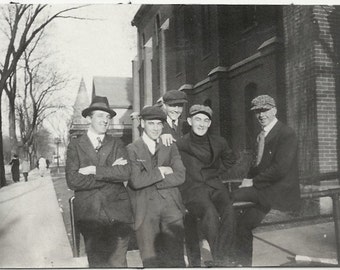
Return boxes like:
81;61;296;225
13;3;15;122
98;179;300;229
16;47;69;160
0;3;87;187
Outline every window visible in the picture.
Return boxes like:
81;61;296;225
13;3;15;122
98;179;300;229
242;6;257;30
174;10;184;74
155;14;160;47
201;6;211;56
244;83;258;149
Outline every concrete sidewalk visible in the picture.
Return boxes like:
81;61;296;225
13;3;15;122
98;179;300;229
0;169;83;268
0;168;338;268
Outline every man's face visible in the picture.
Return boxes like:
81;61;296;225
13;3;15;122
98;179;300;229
141;119;163;140
163;103;183;121
187;113;211;136
254;107;277;128
87;110;111;134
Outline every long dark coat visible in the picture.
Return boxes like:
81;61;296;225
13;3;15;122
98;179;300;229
176;132;236;204
65;134;133;225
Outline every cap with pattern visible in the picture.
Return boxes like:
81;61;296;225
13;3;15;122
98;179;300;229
140;106;167;121
250;95;276;111
163;90;188;105
189;104;213;119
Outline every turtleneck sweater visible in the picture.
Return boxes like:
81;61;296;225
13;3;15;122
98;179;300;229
189;130;212;165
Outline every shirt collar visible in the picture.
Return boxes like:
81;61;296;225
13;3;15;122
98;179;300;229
263;117;278;136
167;116;178;128
142;132;159;155
87;128;105;147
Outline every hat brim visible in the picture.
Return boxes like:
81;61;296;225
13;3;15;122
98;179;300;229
164;99;188;105
189;111;212;119
82;107;116;118
250;105;275;111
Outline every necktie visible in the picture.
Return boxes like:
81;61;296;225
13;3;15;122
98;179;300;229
172;120;177;132
95;137;102;152
256;129;265;166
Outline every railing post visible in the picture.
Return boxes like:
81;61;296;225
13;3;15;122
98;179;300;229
69;196;80;257
332;193;340;265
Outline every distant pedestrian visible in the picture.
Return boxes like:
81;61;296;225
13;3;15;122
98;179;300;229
21;158;30;182
38;156;47;177
9;154;20;183
46;159;50;169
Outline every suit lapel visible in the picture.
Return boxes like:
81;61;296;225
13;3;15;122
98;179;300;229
78;134;99;165
98;135;113;165
157;141;169;165
134;138;152;171
264;121;282;145
206;134;219;168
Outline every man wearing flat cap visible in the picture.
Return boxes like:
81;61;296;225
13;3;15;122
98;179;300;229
160;89;190;146
176;104;237;267
65;96;133;267
233;94;300;266
126;106;186;267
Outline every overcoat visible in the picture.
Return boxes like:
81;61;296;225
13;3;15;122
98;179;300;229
65;134;133;225
176;132;236;204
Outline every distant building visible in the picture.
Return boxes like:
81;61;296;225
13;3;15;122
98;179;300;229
92;76;133;145
131;5;340;183
69;78;90;138
70;76;133;145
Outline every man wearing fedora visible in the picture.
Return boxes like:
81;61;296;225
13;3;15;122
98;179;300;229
65;96;133;267
127;106;186;267
233;95;301;266
176;104;237;267
160;90;190;146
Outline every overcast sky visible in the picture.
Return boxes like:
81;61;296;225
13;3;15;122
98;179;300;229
49;4;140;101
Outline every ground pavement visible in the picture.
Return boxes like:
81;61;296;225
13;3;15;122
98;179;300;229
0;167;338;268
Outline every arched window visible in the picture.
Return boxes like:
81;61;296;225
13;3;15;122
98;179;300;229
203;98;212;107
244;83;258;149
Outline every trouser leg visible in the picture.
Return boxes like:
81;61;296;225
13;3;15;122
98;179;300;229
209;188;236;265
160;201;185;267
233;187;270;266
79;221;131;268
184;213;201;267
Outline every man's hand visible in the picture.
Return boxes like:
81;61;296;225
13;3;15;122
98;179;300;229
239;178;253;188
158;166;174;176
79;166;96;175
160;134;176;147
112;157;128;166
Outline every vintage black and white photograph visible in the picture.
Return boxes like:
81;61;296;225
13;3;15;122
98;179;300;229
0;1;339;268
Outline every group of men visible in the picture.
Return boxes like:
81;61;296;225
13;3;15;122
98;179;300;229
65;90;300;267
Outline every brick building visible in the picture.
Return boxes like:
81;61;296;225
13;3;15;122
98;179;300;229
131;5;340;183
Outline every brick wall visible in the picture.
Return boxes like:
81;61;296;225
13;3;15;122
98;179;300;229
312;5;339;173
284;5;340;179
283;6;319;179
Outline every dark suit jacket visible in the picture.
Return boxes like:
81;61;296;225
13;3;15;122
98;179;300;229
162;119;190;141
65;133;133;225
248;120;301;211
177;132;236;204
127;138;186;230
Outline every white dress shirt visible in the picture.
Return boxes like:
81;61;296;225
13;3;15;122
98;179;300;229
142;132;159;155
87;128;105;149
263;117;278;137
166;116;178;129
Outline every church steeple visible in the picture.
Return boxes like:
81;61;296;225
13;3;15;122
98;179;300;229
69;78;90;137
